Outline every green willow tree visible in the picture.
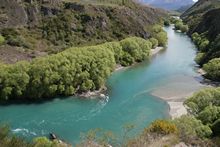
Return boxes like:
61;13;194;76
0;37;154;101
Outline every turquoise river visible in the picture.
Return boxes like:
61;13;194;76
0;26;202;145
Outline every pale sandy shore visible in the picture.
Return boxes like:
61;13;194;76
151;75;207;119
151;47;164;56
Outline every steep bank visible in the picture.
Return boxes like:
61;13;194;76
181;0;220;82
0;0;167;63
181;0;220;36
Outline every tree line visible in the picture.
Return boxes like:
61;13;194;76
0;36;165;101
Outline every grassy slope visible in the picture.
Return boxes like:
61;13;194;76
0;0;167;63
181;0;220;35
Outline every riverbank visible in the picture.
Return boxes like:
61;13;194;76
79;46;165;98
151;47;164;56
151;75;206;119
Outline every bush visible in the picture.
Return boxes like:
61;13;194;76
198;106;220;125
199;39;209;51
150;25;168;47
185;88;220;115
164;19;170;26
174;21;189;33
33;137;52;147
148;120;178;135
0;124;31;147
203;58;220;81
0;37;151;100
174;22;183;30
0;35;5;45
191;32;209;52
155;32;167;47
180;25;189;33
149;38;158;48
174;115;212;139
195;52;206;65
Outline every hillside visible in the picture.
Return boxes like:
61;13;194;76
176;4;192;13
142;0;194;10
181;0;220;35
0;0;167;63
181;0;220;81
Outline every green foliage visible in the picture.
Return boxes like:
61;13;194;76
120;37;151;63
1;28;31;48
174;21;183;30
174;115;212;139
0;124;31;147
185;88;220;137
198;106;220;125
149;38;158;48
0;124;66;147
212;119;220;136
192;32;209;51
180;25;189;33
155;32;168;47
185;88;220;115
170;17;180;24
148;120;178;135
42;13;73;46
33;137;53;147
199;39;209;51
0;35;5;45
164;19;170;26
0;37;152;100
195;52;206;64
203;58;220;81
149;24;168;47
174;21;189;33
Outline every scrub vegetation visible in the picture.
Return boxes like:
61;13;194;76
0;36;164;101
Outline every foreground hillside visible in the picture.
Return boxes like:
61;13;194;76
0;0;166;63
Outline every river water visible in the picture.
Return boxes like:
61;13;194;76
0;26;202;145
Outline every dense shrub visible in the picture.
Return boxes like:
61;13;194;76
148;120;178;135
174;21;189;33
149;38;158;48
192;32;209;51
185;88;220;115
164;19;170;26
180;25;189;33
0;35;5;45
155;32;168;47
203;58;220;81
150;25;168;47
0;125;31;147
0;37;152;100
1;28;31;48
195;52;206;64
174;115;212;139
185;88;220;137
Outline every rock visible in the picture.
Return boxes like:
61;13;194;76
100;94;105;98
